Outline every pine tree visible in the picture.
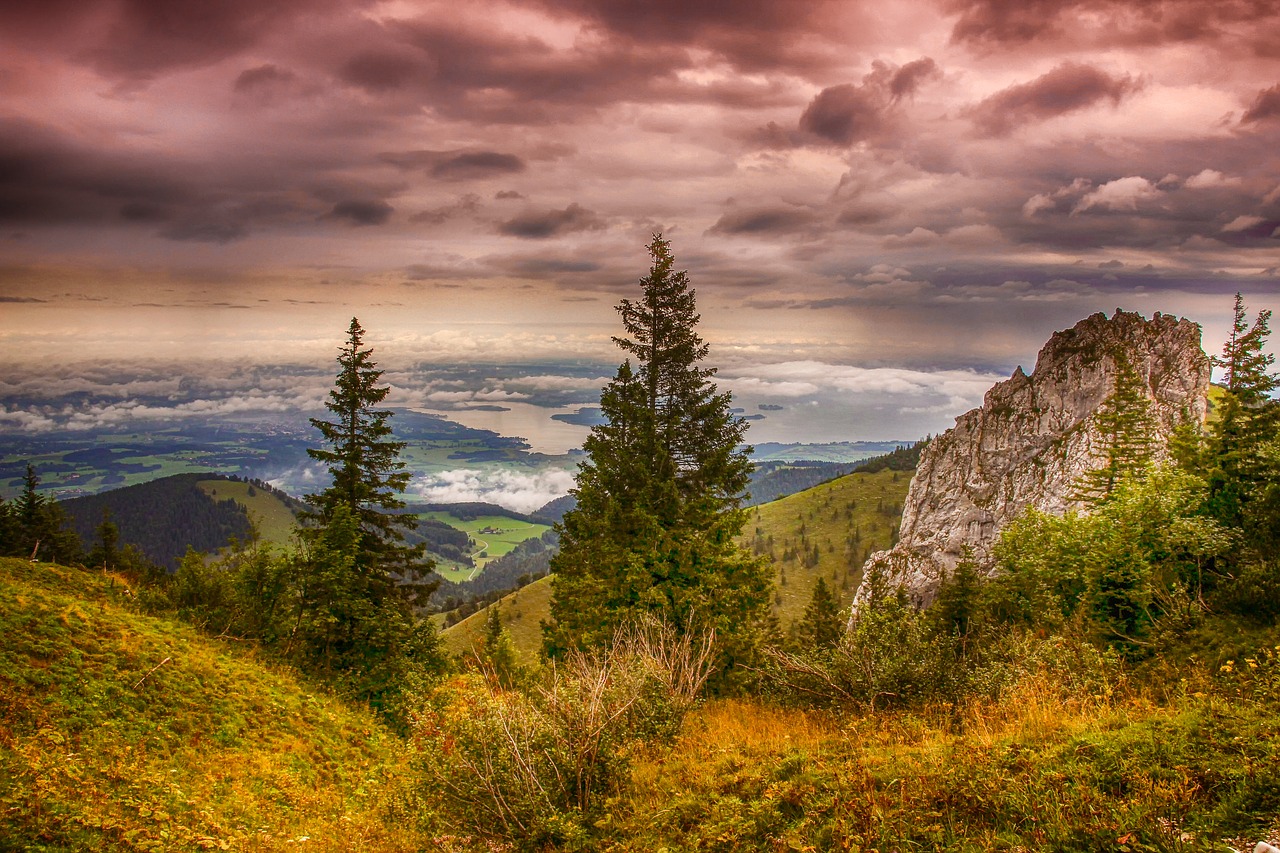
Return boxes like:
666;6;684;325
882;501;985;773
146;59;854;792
306;317;426;577
545;236;772;685
0;495;14;556
88;508;121;570
1073;352;1156;505
796;577;842;651
474;604;526;689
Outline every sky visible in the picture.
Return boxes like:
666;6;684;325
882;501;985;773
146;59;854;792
1;0;1278;447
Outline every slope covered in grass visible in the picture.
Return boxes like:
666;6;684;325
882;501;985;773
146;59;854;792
0;557;425;853
746;466;909;628
196;479;303;548
440;574;552;662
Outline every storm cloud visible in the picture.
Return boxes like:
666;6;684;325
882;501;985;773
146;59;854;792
0;0;1276;447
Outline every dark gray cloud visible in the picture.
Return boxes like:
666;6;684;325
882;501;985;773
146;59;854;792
1242;83;1280;123
339;48;432;92
525;0;860;75
432;152;526;181
233;63;297;92
0;118;196;225
709;206;818;236
795;58;939;146
799;83;886;145
968;63;1142;136
497;203;606;238
327;199;394;226
889;57;941;101
948;0;1280;53
0;0;366;81
159;218;250;244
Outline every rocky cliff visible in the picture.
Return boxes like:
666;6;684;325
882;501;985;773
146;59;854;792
856;309;1211;606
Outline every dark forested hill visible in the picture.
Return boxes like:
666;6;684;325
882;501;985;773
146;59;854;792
746;461;862;506
60;474;255;569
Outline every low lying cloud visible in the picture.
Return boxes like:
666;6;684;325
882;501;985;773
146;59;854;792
410;468;576;514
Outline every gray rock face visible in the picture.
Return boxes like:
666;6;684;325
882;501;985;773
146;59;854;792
856;309;1211;607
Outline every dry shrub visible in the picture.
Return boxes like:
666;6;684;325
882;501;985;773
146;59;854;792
412;618;714;850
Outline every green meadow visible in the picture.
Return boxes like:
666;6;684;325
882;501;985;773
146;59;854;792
422;512;550;582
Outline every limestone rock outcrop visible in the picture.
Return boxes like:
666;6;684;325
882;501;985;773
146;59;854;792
856;309;1211;606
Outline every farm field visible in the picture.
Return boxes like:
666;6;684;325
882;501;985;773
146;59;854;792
423;512;550;582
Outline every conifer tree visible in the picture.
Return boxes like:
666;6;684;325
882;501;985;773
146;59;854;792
0;495;14;556
299;319;441;707
545;236;771;685
1207;293;1279;533
930;546;983;656
1073;352;1156;505
8;464;80;563
88;508;120;570
796;577;842;652
306;317;426;578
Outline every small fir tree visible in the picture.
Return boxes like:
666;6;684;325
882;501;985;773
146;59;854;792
545;236;772;687
930;546;983;657
87;508;120;570
796;577;842;652
473;605;526;689
1073;352;1156;505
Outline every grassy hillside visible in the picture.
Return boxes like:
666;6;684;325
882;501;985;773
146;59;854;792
0;557;426;852
441;467;912;661
197;479;301;548
748;466;909;630
440;574;552;661
609;664;1280;851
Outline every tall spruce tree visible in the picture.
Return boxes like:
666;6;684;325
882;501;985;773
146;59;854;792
1207;294;1280;543
1208;295;1279;524
298;320;441;707
1073;352;1156;505
545;236;772;685
7;464;80;563
306;317;426;577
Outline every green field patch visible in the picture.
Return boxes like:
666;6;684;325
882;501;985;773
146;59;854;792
430;561;479;584
422;512;550;578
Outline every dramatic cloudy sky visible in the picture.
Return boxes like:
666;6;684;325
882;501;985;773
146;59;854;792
1;0;1277;445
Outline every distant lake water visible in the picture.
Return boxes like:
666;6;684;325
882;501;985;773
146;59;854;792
419;402;592;455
